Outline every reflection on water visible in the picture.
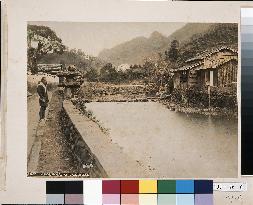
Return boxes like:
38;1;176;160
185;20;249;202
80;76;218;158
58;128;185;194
86;102;238;178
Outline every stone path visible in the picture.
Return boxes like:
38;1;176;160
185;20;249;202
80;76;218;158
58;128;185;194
35;91;85;175
27;94;40;157
27;92;52;158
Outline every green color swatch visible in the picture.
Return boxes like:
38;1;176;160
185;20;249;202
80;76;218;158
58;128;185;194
158;180;176;194
158;194;176;205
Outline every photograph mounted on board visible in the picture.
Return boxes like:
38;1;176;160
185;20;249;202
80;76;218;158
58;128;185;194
27;22;238;178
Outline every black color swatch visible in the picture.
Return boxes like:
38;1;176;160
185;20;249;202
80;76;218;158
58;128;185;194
46;181;65;194
46;181;83;194
65;181;83;194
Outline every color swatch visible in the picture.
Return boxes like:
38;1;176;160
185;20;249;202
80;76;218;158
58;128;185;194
47;180;213;204
46;181;83;204
102;180;121;204
121;180;139;194
46;181;65;204
83;180;102;204
176;180;194;193
158;180;176;194
139;180;157;193
241;7;253;175
101;180;213;205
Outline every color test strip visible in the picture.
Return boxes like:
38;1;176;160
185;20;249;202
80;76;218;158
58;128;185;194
84;180;102;204
241;8;253;175
102;180;121;204
194;180;213;205
46;180;213;204
46;181;65;204
100;180;213;205
158;180;176;194
65;181;83;204
46;181;83;204
139;180;157;193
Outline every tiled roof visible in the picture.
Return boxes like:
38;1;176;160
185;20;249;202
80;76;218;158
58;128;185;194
172;62;203;72
185;46;238;63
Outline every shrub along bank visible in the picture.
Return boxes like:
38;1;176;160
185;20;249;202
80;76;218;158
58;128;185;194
166;86;237;118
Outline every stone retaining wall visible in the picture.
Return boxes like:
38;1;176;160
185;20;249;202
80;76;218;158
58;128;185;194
61;100;149;178
60;101;108;178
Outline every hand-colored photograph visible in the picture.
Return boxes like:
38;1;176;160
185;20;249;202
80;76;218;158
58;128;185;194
27;22;238;178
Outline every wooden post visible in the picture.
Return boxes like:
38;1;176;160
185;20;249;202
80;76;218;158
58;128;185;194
210;70;214;86
208;85;211;110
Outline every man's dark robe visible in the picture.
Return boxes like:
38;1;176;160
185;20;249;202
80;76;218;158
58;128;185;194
37;82;49;107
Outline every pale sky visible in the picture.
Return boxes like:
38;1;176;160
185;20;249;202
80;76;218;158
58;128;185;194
30;22;186;56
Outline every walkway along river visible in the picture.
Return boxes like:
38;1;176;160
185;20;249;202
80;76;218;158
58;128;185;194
85;101;238;178
28;89;238;177
28;91;87;175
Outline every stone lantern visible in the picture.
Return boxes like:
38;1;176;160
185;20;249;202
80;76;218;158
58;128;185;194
57;65;84;99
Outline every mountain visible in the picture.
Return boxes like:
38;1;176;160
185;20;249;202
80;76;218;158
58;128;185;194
98;31;169;66
98;23;216;66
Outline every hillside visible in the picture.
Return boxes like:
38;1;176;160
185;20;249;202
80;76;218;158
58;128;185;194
98;31;169;66
178;23;238;64
38;49;106;73
98;23;216;66
38;23;238;72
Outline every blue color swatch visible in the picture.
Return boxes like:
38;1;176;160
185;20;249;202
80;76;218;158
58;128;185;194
176;194;194;205
176;180;194;193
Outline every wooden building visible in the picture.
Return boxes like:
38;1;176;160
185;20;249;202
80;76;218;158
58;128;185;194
37;64;63;75
172;46;238;89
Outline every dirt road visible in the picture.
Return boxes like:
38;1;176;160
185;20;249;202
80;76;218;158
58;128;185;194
27;92;52;158
36;91;85;174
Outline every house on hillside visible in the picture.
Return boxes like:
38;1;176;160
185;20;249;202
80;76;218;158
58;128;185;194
172;46;238;89
37;64;63;75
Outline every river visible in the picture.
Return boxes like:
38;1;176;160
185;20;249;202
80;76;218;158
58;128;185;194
85;102;238;178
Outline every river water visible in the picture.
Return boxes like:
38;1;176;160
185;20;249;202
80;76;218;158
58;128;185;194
86;102;238;178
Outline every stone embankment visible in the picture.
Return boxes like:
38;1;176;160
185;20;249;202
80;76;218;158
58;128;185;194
28;91;92;177
60;102;107;177
29;89;148;177
61;100;149;177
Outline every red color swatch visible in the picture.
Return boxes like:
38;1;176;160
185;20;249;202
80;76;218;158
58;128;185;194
102;180;120;194
121;180;139;194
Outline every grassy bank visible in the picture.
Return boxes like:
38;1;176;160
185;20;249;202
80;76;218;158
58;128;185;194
75;82;238;118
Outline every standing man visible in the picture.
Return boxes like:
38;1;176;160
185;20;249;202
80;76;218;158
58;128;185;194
37;77;49;121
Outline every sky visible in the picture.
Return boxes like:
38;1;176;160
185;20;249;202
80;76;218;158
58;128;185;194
29;22;186;56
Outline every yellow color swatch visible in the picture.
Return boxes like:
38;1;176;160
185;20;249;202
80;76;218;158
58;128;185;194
139;180;157;193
